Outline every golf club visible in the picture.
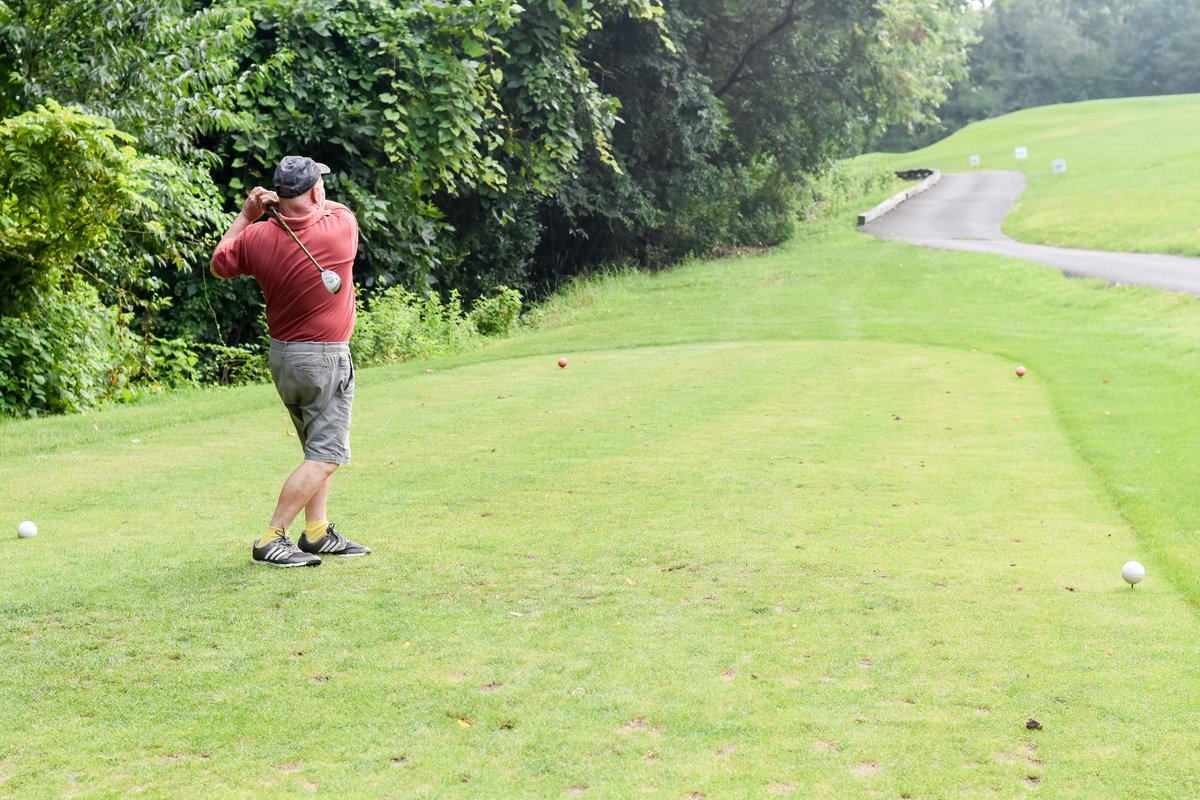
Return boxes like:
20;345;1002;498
266;205;342;294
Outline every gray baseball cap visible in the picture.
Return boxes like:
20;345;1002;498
273;156;330;198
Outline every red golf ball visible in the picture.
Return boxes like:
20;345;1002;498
558;358;569;369
1015;365;1026;377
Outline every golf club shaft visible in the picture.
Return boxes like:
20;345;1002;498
266;206;326;274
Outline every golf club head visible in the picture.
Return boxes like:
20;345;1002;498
321;269;342;294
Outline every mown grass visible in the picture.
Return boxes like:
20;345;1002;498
5;96;1200;797
4;229;1200;796
856;93;1200;255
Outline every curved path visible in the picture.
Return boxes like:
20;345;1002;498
860;171;1200;295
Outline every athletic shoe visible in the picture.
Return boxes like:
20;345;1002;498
252;533;321;568
298;523;372;557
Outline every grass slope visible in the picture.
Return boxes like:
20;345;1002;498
856;93;1200;256
5;191;1200;796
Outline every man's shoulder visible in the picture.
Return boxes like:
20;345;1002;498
216;218;278;264
325;201;357;222
236;218;281;249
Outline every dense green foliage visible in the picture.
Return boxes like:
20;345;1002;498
211;0;656;287
351;285;522;367
0;102;153;413
0;285;124;414
0;0;974;416
535;0;976;281
968;0;1200;112
0;2;254;412
0;102;139;312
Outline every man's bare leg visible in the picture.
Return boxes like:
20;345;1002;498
269;460;339;530
304;472;333;524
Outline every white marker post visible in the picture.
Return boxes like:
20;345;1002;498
1015;147;1028;160
969;154;981;167
1053;158;1067;175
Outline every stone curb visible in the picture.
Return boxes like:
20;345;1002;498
857;170;942;226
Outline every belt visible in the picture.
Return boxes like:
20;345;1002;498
269;338;350;353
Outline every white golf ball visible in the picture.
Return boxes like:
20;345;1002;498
1121;560;1145;586
16;520;37;538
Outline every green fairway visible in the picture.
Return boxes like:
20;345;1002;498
857;93;1200;256
6;187;1200;796
8;93;1200;796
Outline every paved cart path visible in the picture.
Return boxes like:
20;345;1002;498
861;171;1200;295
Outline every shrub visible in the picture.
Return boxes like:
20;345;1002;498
467;286;523;336
795;162;899;221
0;101;234;413
352;286;479;367
0;284;128;416
192;342;270;386
137;337;202;390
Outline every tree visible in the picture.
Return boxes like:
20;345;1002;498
681;0;975;173
0;101;143;312
195;0;669;337
911;0;1200;146
0;0;253;163
534;0;978;279
0;0;254;310
1108;0;1200;96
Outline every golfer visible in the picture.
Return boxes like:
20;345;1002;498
211;156;371;567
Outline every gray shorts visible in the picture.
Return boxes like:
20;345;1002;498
268;339;354;464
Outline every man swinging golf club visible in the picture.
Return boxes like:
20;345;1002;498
211;155;371;566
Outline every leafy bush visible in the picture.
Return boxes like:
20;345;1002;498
795;162;899;221
350;283;523;367
727;159;797;247
0;285;128;416
0;101;142;316
192;342;270;386
352;287;479;367
0;102;163;415
467;286;523;336
135;337;201;390
656;158;796;258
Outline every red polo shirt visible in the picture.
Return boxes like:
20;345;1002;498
212;201;358;342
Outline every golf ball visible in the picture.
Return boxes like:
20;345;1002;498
17;520;37;538
1015;365;1027;377
558;358;569;369
1121;560;1145;586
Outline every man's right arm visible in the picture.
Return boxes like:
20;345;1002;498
210;186;280;278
